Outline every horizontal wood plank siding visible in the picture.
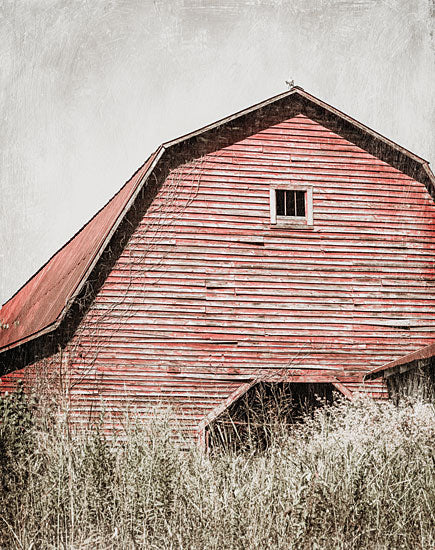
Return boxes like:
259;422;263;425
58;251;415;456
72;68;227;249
3;114;435;430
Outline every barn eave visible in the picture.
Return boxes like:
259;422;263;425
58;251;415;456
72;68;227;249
365;342;435;380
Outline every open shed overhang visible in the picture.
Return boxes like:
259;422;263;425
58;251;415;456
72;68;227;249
365;342;435;381
196;373;354;448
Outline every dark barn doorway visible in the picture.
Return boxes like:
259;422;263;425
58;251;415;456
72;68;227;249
206;382;338;452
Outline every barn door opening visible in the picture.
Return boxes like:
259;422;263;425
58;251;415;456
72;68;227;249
205;382;337;452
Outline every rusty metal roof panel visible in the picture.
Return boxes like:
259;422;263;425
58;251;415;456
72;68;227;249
0;149;160;352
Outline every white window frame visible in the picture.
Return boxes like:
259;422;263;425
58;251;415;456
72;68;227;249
270;185;313;228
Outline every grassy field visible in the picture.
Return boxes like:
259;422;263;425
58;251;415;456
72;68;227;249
0;389;434;550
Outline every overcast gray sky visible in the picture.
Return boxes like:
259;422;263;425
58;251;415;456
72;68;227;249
1;0;434;304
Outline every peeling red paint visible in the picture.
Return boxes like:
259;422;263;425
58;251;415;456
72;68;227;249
1;88;435;434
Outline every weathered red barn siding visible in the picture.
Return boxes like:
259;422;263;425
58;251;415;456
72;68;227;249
35;113;433;433
1;109;435;436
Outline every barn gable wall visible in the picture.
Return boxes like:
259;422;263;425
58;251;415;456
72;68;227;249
2;113;435;434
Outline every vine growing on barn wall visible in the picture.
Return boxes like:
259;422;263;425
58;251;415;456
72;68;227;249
49;156;207;423
18;147;349;429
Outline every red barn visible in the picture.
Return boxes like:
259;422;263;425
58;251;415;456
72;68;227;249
1;87;435;442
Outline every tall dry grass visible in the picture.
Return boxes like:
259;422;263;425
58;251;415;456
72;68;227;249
0;389;434;550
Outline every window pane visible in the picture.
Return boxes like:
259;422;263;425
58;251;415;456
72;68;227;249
296;191;306;216
276;190;285;215
285;190;296;216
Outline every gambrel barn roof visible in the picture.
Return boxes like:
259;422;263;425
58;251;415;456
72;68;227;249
1;86;435;359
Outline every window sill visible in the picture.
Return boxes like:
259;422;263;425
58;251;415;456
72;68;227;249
271;216;314;230
271;222;315;230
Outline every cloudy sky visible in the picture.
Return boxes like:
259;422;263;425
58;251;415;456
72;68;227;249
0;0;434;304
